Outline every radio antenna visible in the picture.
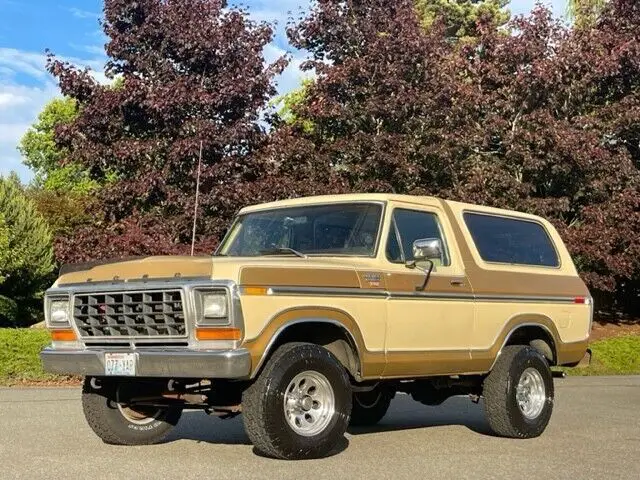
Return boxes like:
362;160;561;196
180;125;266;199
191;72;207;257
190;139;204;257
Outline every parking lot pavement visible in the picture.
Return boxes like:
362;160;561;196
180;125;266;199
1;376;639;480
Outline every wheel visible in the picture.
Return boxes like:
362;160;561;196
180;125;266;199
242;342;352;460
81;377;182;445
483;345;554;438
349;387;393;426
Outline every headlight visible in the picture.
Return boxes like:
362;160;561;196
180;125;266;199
49;299;70;327
200;292;228;322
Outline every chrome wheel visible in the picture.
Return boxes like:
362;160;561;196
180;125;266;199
284;371;335;437
516;367;546;420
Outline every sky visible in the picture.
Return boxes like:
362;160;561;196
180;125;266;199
0;0;568;182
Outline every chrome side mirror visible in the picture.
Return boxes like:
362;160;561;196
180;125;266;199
412;238;443;263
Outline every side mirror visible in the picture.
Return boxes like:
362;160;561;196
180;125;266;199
412;238;443;263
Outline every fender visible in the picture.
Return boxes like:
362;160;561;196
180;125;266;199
241;307;384;379
471;314;566;371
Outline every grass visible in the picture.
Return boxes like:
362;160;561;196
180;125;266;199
0;328;77;386
562;335;640;376
0;329;638;386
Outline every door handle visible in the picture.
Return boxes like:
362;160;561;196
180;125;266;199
450;279;465;286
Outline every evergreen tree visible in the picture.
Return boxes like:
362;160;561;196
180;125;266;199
0;175;55;326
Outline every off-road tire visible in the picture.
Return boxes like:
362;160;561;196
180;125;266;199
483;346;554;438
242;343;352;460
82;377;182;445
349;387;394;427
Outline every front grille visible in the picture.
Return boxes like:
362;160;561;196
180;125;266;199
73;290;186;338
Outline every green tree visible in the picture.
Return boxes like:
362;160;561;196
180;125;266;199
567;0;608;26
0;215;9;283
414;0;510;39
19;97;98;194
274;79;315;133
0;175;55;327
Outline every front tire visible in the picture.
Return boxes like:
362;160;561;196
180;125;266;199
483;346;554;438
82;377;182;445
242;343;352;460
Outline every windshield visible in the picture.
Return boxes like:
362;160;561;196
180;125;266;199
218;203;383;257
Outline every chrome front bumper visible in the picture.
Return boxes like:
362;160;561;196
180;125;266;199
40;347;252;379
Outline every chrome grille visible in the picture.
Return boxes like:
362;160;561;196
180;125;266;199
73;290;186;338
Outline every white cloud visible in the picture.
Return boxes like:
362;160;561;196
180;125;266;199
0;47;108;181
68;7;101;20
0;48;50;80
70;43;107;57
0;83;58;181
264;43;313;96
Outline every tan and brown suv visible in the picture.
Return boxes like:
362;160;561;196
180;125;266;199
41;194;592;459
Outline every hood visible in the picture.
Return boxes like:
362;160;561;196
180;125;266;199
56;256;214;285
55;254;380;288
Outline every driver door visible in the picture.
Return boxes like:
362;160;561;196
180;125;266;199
382;202;475;377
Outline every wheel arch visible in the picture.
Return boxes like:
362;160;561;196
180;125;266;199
247;311;365;380
496;316;559;366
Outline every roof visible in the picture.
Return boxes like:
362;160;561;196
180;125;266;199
239;193;547;224
239;193;442;214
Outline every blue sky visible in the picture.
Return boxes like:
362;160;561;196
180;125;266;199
0;0;567;181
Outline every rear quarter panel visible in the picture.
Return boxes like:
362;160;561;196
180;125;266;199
443;201;592;365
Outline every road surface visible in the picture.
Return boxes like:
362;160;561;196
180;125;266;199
1;376;639;479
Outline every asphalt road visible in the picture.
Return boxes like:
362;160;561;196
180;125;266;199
1;376;639;480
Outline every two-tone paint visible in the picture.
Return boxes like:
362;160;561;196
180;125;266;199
52;193;592;381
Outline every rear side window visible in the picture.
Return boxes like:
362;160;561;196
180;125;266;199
463;213;559;267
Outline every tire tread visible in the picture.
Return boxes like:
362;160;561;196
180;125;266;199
483;345;553;439
243;342;351;459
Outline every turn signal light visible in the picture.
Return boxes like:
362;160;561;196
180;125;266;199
242;286;269;296
50;329;77;342
195;327;242;341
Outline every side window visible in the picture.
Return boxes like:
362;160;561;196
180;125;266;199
463;213;559;267
386;209;450;265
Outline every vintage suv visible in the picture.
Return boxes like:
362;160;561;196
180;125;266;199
41;194;592;459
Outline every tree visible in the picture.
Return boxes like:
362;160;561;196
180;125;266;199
27;188;98;239
271;0;640;316
18;98;99;194
47;0;286;263
0;175;55;327
414;0;509;40
274;79;315;133
271;0;458;195
446;2;640;312
567;0;608;26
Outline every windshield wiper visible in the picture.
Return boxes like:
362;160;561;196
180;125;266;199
259;247;308;259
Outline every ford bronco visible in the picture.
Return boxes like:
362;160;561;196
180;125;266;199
41;194;592;459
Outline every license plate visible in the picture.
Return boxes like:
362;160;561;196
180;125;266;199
104;353;137;376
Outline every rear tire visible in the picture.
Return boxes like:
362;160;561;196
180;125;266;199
483;346;554;438
349;387;393;427
81;377;182;446
242;343;352;460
